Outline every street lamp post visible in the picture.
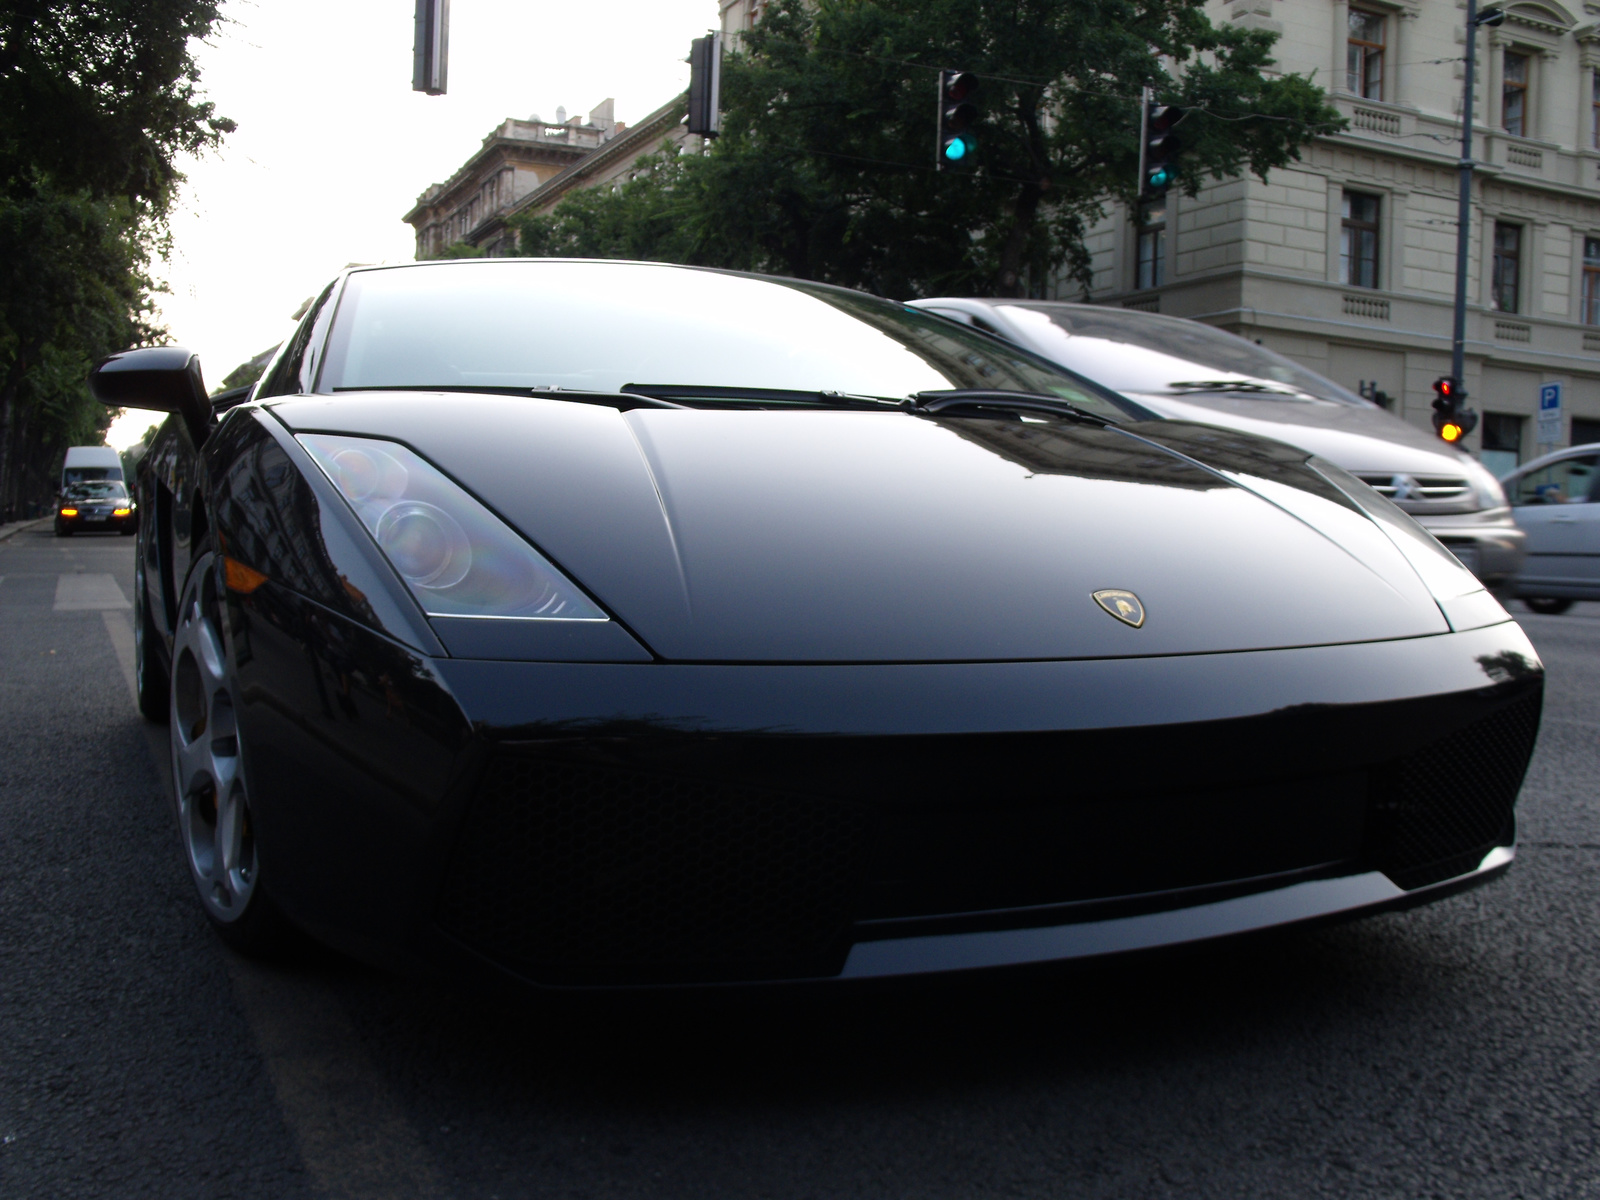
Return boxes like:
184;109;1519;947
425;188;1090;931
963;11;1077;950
1451;2;1506;387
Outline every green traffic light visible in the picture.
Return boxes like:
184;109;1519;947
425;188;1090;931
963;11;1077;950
943;137;968;162
1147;166;1172;188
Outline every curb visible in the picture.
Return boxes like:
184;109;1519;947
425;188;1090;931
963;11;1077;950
0;517;51;543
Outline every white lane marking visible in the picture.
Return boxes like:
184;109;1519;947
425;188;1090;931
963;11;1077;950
110;612;447;1199
54;573;130;610
102;611;138;708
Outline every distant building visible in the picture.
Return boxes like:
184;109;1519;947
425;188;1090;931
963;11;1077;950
404;100;630;258
1067;0;1600;469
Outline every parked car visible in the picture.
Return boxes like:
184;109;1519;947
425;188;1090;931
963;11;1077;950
89;259;1541;989
1500;443;1600;613
54;480;136;536
909;299;1525;586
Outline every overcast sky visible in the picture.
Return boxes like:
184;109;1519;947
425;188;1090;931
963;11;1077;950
108;0;720;447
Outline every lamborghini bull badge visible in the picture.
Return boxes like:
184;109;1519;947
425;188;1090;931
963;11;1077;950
1092;589;1145;628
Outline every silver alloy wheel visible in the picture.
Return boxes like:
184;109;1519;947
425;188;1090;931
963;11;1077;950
170;552;257;921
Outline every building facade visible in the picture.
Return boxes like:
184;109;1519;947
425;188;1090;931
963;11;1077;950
404;100;635;258
1068;0;1600;471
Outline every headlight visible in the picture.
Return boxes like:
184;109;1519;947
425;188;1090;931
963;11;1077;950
1463;458;1509;510
59;507;78;517
298;433;605;620
113;507;131;516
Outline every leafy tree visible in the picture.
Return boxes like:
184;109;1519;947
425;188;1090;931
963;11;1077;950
517;0;1340;299
215;346;281;394
427;241;489;260
0;0;231;517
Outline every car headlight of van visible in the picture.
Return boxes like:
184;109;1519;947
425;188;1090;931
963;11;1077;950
298;433;606;620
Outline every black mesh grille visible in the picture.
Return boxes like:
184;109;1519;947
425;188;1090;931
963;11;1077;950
1371;692;1541;890
435;755;863;983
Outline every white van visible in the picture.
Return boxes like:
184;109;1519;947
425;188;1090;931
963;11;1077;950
61;446;124;492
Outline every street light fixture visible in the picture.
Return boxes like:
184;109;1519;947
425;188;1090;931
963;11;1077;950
1449;5;1505;396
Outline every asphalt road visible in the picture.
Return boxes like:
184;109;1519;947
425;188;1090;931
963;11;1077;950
2;527;1598;1199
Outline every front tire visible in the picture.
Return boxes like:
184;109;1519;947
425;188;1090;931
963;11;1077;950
1523;597;1573;615
169;548;291;955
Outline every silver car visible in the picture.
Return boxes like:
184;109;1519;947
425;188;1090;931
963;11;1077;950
1500;444;1600;613
911;299;1525;586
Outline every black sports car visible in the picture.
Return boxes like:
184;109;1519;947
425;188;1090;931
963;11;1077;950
91;260;1543;988
55;480;137;535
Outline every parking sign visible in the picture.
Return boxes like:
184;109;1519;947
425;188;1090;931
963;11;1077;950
1538;382;1563;445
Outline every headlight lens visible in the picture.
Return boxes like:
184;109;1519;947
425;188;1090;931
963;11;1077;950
298;433;606;620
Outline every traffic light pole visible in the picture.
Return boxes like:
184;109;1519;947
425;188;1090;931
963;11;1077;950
1137;86;1151;200
1450;0;1480;387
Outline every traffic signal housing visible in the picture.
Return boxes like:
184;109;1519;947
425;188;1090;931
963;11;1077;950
1140;101;1180;201
937;70;979;170
412;0;449;95
1431;376;1479;443
687;32;723;138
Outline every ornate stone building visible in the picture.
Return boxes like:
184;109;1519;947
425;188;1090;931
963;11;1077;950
404;100;634;258
1065;0;1600;469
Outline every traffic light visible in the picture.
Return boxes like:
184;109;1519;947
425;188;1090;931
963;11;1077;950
412;0;449;95
687;32;723;138
1140;100;1180;201
937;70;979;170
1431;376;1479;443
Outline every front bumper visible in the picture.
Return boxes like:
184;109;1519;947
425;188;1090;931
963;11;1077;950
229;582;1544;988
1416;508;1525;584
56;510;137;532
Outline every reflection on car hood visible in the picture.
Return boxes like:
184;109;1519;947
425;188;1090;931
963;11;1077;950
272;393;1448;663
1129;391;1472;478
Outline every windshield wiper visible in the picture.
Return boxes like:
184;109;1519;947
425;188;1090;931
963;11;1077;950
329;384;685;410
905;389;1116;426
620;384;898;409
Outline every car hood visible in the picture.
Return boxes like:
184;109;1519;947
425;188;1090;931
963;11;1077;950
1129;392;1475;479
273;394;1450;662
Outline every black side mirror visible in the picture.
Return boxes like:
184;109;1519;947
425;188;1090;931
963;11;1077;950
88;346;212;445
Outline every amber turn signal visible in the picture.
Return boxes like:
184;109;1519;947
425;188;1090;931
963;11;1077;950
223;557;269;594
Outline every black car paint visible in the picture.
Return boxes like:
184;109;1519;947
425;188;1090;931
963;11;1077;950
120;263;1544;988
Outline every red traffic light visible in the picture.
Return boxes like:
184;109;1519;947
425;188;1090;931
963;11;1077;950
943;71;978;104
1432;376;1457;401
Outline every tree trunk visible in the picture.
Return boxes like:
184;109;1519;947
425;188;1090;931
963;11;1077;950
994;91;1051;298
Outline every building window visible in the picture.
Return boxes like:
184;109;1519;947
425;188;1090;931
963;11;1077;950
1481;413;1524;478
1135;200;1166;290
1583;237;1600;325
1573;417;1600;447
1340;192;1380;289
1592;71;1600;149
1493;222;1522;313
1503;52;1529;137
1347;9;1386;99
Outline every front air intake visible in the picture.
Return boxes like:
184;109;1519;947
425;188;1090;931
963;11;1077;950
435;754;863;983
1369;691;1541;890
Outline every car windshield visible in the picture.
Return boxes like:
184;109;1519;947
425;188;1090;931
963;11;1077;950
317;261;1136;421
64;482;127;500
996;303;1367;406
